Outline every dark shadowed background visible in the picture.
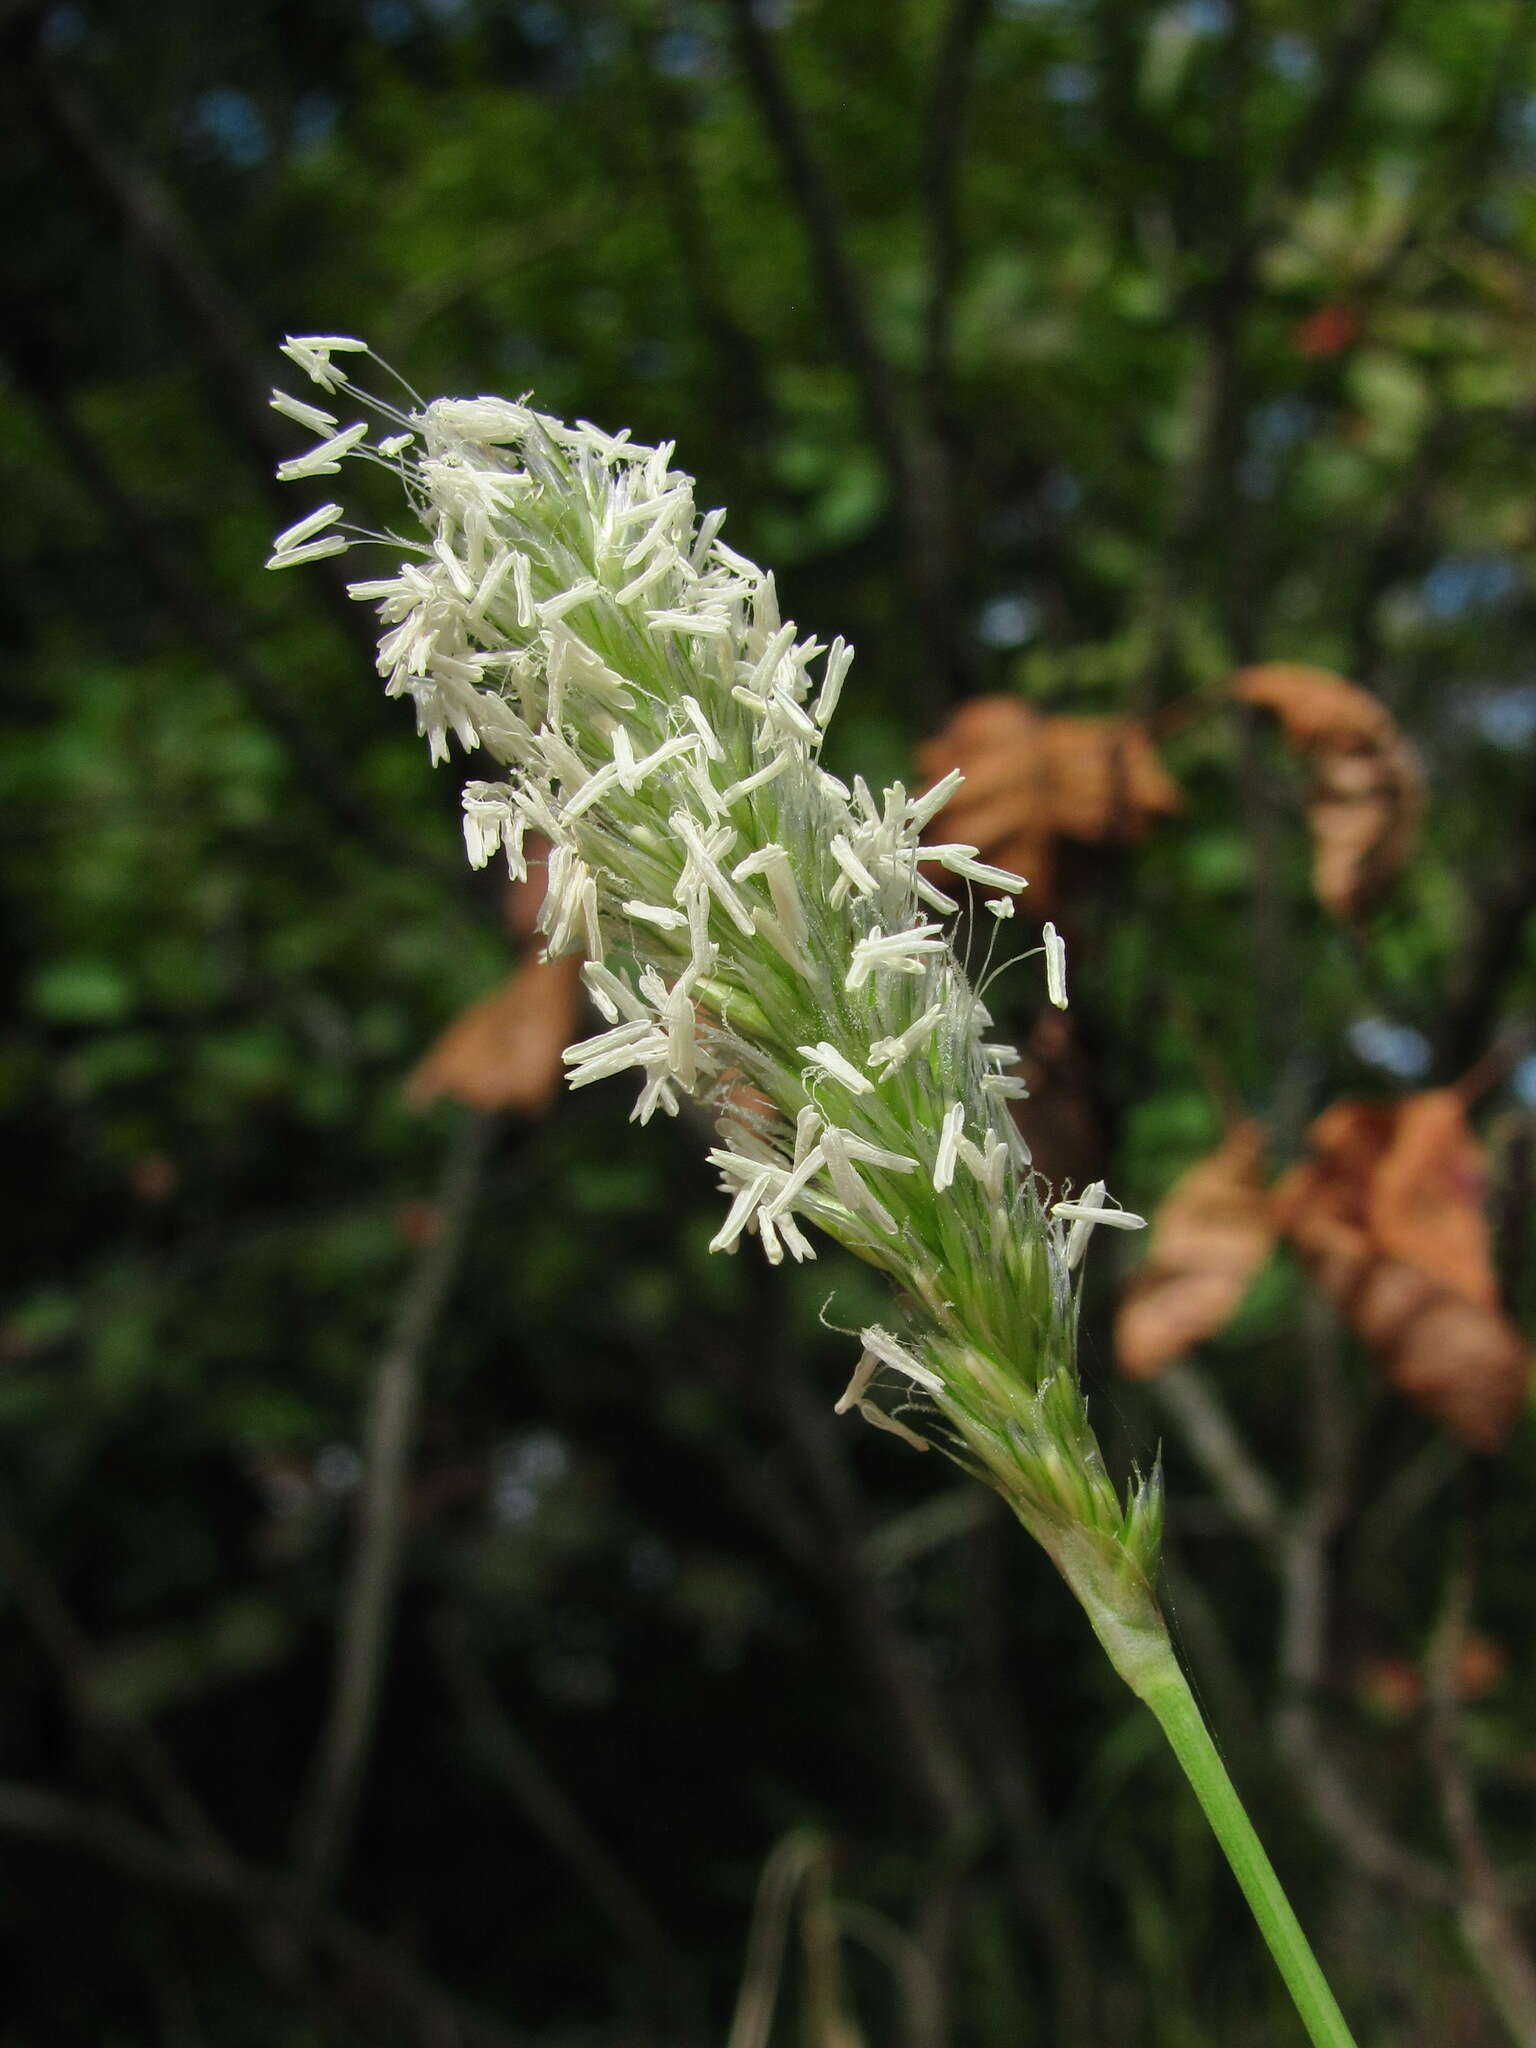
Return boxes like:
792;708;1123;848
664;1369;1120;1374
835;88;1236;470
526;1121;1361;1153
5;0;1536;2042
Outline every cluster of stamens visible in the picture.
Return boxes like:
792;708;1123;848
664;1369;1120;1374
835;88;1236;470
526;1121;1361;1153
269;335;1159;1590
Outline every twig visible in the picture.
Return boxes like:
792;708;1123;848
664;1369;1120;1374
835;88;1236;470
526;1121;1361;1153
630;26;775;447
958;1504;1099;2041
14;28;375;665
1285;1317;1379;1736
2;316;439;879
433;1611;698;2039
1140;0;1401;702
1427;1550;1536;2047
691;1288;980;2046
715;0;907;492
1275;1314;1460;1910
693;1259;981;1842
1454;1033;1535;1109
1352;1437;1465;1588
0;1516;230;1866
0;1514;340;2002
797;1836;863;2048
765;1347;989;2048
1153;1363;1283;1547
919;0;988;415
715;0;956;707
1130;335;1231;702
1140;6;1261;701
768;1345;981;1844
0;1779;523;2048
1227;0;1403;285
1147;1357;1452;1904
1437;737;1536;1075
831;1900;941;2041
917;0;990;700
1344;402;1457;687
726;1830;832;2048
294;1113;494;1891
1273;1669;1451;1907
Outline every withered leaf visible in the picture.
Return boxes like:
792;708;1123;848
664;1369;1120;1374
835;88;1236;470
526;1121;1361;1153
1368;1089;1495;1306
1274;1095;1529;1453
1115;1123;1276;1379
406;952;584;1116
1387;1289;1528;1456
1234;664;1424;921
1293;304;1361;360
1356;1632;1505;1718
915;697;1181;915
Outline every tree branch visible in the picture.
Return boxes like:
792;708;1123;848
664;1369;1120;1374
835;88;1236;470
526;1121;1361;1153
433;1610;698;2039
917;0;990;698
0;1516;230;1866
958;1503;1099;2041
14;28;376;666
294;1113;494;1892
2;317;440;879
768;1347;982;1846
689;1273;983;2047
1148;1356;1452;1905
1436;755;1536;1077
715;0;957;706
631;27;776;448
0;1780;524;2048
1427;1548;1536;2046
1231;0;1403;280
1153;1362;1283;1547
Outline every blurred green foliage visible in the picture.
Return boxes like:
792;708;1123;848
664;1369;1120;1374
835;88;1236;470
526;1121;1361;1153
5;0;1536;2042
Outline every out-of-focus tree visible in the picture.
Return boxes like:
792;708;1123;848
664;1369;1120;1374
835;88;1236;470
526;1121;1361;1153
4;0;1536;2042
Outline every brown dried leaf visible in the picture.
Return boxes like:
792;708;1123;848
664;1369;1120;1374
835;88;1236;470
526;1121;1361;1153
1272;1100;1390;1275
406;952;584;1116
1356;1655;1423;1720
1234;664;1395;750
1275;1095;1529;1452
1036;715;1185;844
1454;1630;1508;1702
1369;1090;1496;1305
915;697;1181;914
1234;663;1425;920
1386;1290;1529;1456
128;1153;179;1203
1356;1633;1505;1719
1115;1123;1276;1379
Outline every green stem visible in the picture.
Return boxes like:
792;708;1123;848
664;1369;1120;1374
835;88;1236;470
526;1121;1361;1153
1039;1526;1358;2046
1133;1644;1358;2048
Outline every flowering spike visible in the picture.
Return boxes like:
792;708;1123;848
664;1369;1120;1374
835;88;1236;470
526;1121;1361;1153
268;353;1164;1630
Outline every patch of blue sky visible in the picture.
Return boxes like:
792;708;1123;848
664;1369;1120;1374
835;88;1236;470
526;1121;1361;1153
1347;1016;1431;1081
187;88;269;170
1421;554;1522;621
